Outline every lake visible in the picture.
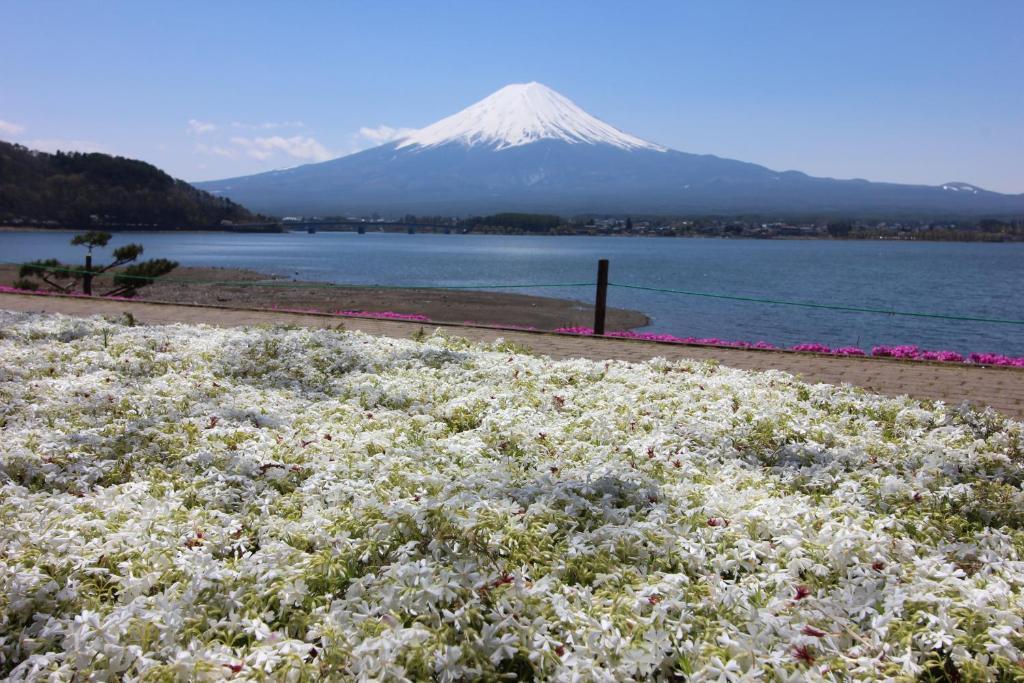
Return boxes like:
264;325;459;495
2;231;1022;355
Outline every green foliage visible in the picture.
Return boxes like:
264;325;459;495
827;222;853;237
11;277;39;291
461;212;564;233
955;480;1024;530
17;258;78;292
109;259;179;297
18;258;74;280
70;231;112;249
491;339;536;356
115;312;138;327
18;232;178;298
0;141;257;228
111;243;144;262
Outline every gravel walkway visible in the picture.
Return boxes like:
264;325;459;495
3;292;1022;419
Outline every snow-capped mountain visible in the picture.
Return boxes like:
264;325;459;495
396;82;665;152
940;182;981;195
195;83;1024;217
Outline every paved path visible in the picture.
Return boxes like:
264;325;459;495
3;292;1023;420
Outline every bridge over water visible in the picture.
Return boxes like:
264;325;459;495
281;220;455;234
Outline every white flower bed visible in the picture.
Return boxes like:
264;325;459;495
1;312;1022;681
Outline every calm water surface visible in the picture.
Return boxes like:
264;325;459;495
2;231;1022;355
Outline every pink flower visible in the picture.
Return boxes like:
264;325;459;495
550;326;1023;367
791;343;832;353
872;344;921;359
920;350;964;363
334;310;431;322
6;284;1020;368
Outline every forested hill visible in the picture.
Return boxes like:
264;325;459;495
0;141;258;228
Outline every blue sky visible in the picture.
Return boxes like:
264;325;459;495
2;1;1022;192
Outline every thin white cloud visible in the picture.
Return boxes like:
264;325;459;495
23;138;108;154
230;120;305;130
229;137;273;160
357;124;416;145
0;119;25;136
230;135;332;162
194;142;237;158
187;119;217;135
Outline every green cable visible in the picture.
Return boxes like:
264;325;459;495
609;282;1024;326
10;261;1022;326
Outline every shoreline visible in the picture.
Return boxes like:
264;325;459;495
2;279;1023;369
3;225;1021;243
0;265;651;332
4;262;1023;364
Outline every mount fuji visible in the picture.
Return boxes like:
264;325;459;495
195;82;1024;217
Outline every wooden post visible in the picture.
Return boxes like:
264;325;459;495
83;253;92;296
594;259;609;335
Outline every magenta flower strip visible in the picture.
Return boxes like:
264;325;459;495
0;284;137;302
2;284;1021;367
554;326;1024;368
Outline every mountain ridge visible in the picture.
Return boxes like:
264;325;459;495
195;83;1024;218
1;140;258;228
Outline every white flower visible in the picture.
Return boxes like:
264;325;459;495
0;311;1021;680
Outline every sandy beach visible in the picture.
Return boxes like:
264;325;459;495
0;264;649;330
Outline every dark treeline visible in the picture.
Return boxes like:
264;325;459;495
390;211;1024;241
396;213;563;232
459;213;563;232
822;219;1024;242
0;141;259;229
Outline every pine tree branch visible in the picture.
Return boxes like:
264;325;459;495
37;274;74;293
100;286;136;298
96;258;132;274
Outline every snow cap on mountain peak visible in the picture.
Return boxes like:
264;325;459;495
397;82;666;152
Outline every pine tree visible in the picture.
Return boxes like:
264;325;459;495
18;231;178;297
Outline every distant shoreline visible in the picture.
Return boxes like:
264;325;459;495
2;225;1020;243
